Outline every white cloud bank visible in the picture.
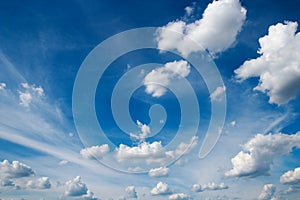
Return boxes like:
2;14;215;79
225;132;300;178
80;144;110;160
235;21;300;105
143;60;191;97
150;181;171;195
149;166;169;177
258;184;276;200
191;182;228;192
156;0;246;56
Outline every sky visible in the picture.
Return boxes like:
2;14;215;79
0;0;300;199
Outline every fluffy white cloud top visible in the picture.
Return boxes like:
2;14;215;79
225;132;300;178
258;184;276;200
18;83;44;107
0;82;6;90
27;177;51;189
148;166;169;177
65;176;88;196
168;193;191;200
80;144;110;160
130;120;151;141
143;60;191;97
280;167;300;185
210;86;226;101
125;185;137;199
235;21;300;105
156;0;246;56
150;181;171;195
0;160;34;178
191;182;228;192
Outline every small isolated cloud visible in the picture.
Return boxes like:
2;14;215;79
184;6;193;16
80;144;110;160
168;193;191;200
125;185;137;199
156;0;246;56
149;166;169;177
191;182;228;192
150;181;171;195
225;132;300;178
130;120;151;141
230;120;236;127
65;176;88;196
210;86;226;101
258;184;276;200
0;82;6;90
27;177;51;189
143;60;191;97
58;160;69;166
235;21;300;105
280;167;300;185
18;83;44;107
0;160;34;178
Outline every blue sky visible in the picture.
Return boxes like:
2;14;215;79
1;0;300;199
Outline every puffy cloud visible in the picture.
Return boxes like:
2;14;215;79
143;60;191;97
150;181;171;195
80;144;110;160
280;167;300;185
258;184;276;200
18;83;44;107
130;120;151;141
225;132;300;178
235;21;300;105
230;121;236;127
168;193;191;200
191;182;228;192
115;136;198;165
148;167;169;177
65;176;88;196
125;185;137;199
210;86;226;101
0;82;6;90
156;0;246;56
27;177;51;189
0;178;14;187
0;160;34;178
184;6;193;16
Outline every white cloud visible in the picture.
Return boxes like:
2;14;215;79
235;21;300;105
130;120;151;141
65;176;88;196
168;193;191;200
258;184;276;200
27;177;51;189
19;92;32;107
143;60;191;97
210;86;226;101
58;160;69;166
156;0;246;56
225;132;300;178
280;167;300;185
150;181;171;195
149;166;169;177
184;6;193;16
0;82;6;90
18;83;44;107
125;185;137;199
80;144;110;160
230;121;236;127
0;178;14;187
0;160;34;178
191;182;228;192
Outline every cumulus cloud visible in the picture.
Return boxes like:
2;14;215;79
0;160;34;178
258;184;276;200
156;0;246;56
130;120;151;141
210;86;226;101
115;136;198;165
0;178;14;187
125;185;137;199
143;60;191;97
191;182;228;192
235;21;300;105
18;83;44;107
0;82;6;90
149;167;169;177
150;181;171;195
225;132;300;178
230;121;236;127
168;193;191;200
65;176;89;197
27;177;51;189
80;144;110;160
280;167;300;185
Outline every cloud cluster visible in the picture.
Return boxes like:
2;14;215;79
65;176;97;199
280;167;300;185
148;166;169;177
80;144;110;160
130;120;151;141
150;181;171;195
0;82;6;90
125;185;137;198
143;60;191;97
168;193;191;200
225;132;300;178
0;160;34;178
156;0;246;56
27;177;51;189
18;82;44;107
191;182;228;192
235;21;300;105
258;184;276;200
